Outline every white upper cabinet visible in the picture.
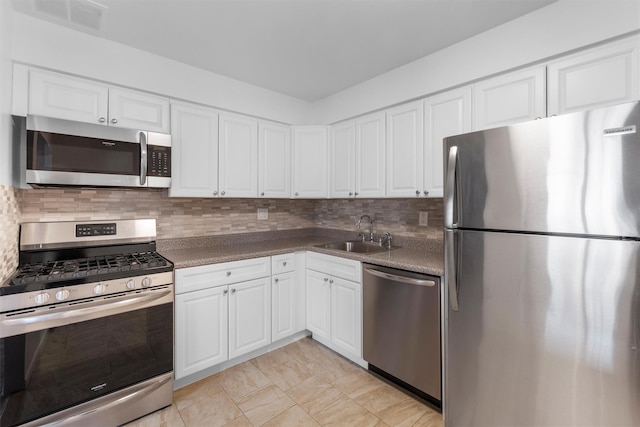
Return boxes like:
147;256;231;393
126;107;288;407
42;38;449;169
107;87;170;132
547;37;639;116
330;121;356;198
292;126;329;198
258;121;291;198
472;66;546;131
355;112;386;198
29;70;109;125
29;69;170;132
169;102;219;198
386;101;424;198
219;113;259;198
424;87;472;198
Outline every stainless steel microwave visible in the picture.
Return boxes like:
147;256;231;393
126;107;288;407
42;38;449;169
24;115;171;188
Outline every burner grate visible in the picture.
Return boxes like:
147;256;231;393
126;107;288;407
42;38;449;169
12;252;168;285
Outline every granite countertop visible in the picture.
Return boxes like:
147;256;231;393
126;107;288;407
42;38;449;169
159;228;444;276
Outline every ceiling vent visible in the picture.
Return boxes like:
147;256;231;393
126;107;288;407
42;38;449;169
13;0;109;34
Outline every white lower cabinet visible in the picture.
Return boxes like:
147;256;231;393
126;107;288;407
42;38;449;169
306;252;362;362
174;257;271;380
271;252;306;342
175;286;228;379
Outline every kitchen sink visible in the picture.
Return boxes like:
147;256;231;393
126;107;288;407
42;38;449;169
317;240;398;254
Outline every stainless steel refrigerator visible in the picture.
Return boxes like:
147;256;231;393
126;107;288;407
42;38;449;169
443;101;640;427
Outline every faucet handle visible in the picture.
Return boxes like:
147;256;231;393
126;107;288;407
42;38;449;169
383;232;392;248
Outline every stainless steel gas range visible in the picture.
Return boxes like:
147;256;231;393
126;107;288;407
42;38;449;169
0;219;174;427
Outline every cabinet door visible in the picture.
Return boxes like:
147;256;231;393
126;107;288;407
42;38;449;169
259;121;291;198
330;277;362;358
169;102;219;198
386;101;424;197
292;126;329;198
175;286;228;379
356;112;386;198
108;87;170;132
272;271;296;342
228;277;271;359
29;70;109;125
424;87;472;198
547;37;639;116
473;66;546;131
306;269;331;341
219;113;259;198
330;121;356;198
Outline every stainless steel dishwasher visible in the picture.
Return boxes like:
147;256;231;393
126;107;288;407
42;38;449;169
363;264;441;406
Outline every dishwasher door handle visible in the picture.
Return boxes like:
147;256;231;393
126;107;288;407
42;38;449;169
364;268;435;287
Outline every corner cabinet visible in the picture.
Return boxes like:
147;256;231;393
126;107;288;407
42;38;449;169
424;87;472;197
169;102;219;198
292;126;329;198
218;113;259;198
259;121;292;198
29;69;170;132
547;37;639;116
386;101;425;198
306;252;363;365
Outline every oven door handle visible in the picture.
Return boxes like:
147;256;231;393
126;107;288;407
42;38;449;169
0;287;173;338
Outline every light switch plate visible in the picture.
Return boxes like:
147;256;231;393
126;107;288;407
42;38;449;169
419;211;429;226
257;208;268;220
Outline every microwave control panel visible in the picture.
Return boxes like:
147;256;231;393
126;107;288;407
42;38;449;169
148;146;171;177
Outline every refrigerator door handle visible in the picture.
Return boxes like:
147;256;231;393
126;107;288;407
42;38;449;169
444;146;458;229
445;229;459;311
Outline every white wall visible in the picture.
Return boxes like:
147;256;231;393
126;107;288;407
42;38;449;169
311;0;640;124
10;13;313;125
0;1;14;186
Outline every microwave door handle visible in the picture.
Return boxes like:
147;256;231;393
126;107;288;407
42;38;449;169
139;131;148;186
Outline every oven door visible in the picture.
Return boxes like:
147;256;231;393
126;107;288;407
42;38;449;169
0;287;173;427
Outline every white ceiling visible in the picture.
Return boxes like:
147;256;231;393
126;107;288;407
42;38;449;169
14;0;558;102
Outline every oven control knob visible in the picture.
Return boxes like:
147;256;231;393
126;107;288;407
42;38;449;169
94;284;105;294
141;277;151;287
126;279;135;290
55;289;70;301
34;293;50;305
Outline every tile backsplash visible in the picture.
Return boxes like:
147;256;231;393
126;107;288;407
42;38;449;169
0;185;20;283
0;187;444;282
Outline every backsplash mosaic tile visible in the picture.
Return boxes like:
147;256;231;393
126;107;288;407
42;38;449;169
17;188;318;239
0;185;20;284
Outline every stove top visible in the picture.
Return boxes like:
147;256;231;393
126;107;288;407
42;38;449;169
12;252;169;285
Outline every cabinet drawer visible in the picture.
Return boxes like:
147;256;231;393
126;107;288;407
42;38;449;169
271;253;295;274
175;257;271;294
306;252;362;283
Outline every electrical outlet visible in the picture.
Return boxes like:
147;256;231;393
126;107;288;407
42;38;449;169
257;208;268;220
419;211;429;226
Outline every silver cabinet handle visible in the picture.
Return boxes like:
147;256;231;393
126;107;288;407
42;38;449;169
226;271;231;276
274;278;279;283
329;279;334;284
445;230;459;311
349;192;353;196
261;192;265;196
139;131;147;186
282;261;287;266
364;268;435;287
324;277;328;282
111;118;118;124
295;192;299;196
221;191;226;196
424;190;429;196
98;117;106;123
213;191;218;196
415;190;420;196
231;288;236;294
223;289;228;295
354;192;359;196
444;146;458;229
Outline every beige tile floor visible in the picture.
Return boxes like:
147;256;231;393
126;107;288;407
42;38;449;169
125;337;444;427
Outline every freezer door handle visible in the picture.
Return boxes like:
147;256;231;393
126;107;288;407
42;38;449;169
446;229;459;311
444;146;458;229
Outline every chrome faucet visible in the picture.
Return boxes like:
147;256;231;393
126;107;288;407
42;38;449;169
357;215;375;242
